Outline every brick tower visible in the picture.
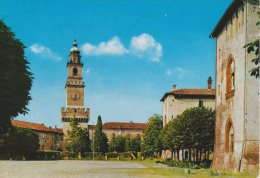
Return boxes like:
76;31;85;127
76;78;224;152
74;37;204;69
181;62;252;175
61;40;90;148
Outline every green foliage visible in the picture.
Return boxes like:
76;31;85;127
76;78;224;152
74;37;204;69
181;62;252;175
0;126;39;159
125;136;141;152
141;114;163;156
109;135;127;152
0;20;33;134
37;150;62;160
162;159;211;169
162;107;215;155
66;115;91;154
243;12;260;78
105;152;119;158
94;115;109;154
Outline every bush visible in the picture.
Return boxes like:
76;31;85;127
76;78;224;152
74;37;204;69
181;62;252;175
83;152;102;159
37;151;62;160
105;152;119;158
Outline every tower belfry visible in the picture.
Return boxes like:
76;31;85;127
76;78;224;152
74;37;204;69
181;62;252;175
61;40;90;145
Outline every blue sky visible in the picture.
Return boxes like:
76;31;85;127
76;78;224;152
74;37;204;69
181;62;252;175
0;0;232;128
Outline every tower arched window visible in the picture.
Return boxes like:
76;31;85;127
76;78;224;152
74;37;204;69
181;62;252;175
73;68;78;76
225;118;234;153
226;55;235;98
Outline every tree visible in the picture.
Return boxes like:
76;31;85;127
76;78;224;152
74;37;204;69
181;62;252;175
0;20;33;134
125;136;141;152
163;107;215;162
94;115;108;154
109;135;127;152
161;120;177;159
0;126;39;159
66;115;91;155
244;12;259;78
141;114;163;156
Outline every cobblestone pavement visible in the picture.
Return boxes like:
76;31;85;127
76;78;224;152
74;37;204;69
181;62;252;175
0;160;147;178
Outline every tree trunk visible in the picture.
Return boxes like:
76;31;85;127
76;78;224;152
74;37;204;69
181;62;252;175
199;149;202;162
196;149;198;163
173;149;176;161
177;149;179;161
171;149;173;160
189;148;191;162
205;149;207;161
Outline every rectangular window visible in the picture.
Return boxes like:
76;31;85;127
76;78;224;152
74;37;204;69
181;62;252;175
242;6;244;26
236;11;238;32
199;100;203;107
52;134;54;140
230;20;233;37
47;134;49;139
218;85;220;96
127;134;130;139
42;133;45;139
42;145;45;150
112;133;115;139
219;49;221;59
225;25;227;42
57;135;60;141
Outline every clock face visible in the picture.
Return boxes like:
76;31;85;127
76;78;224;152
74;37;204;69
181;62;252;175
70;91;81;101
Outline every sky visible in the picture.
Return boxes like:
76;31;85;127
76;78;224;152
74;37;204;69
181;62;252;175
0;0;233;128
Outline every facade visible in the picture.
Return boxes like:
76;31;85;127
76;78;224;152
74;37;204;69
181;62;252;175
88;122;147;142
61;40;90;148
210;0;259;173
12;120;63;151
160;77;215;127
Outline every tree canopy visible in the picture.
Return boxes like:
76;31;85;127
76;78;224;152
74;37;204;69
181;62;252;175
125;136;141;152
162;107;215;161
109;135;126;153
141;114;163;156
0;20;33;134
0;126;39;159
66;115;91;154
94;115;108;154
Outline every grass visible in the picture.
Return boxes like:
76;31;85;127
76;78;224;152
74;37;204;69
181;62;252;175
126;160;258;178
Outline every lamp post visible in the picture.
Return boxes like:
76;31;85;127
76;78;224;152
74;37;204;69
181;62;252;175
92;122;94;161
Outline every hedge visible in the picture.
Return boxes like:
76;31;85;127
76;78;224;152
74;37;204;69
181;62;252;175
37;151;62;160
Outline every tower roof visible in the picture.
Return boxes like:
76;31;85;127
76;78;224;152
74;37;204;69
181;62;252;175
70;39;80;54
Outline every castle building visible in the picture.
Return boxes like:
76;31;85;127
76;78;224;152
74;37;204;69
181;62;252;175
61;40;90;148
160;77;215;127
210;0;259;172
12;120;63;151
88;122;147;143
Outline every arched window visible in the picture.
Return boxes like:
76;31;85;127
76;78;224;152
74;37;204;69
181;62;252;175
226;55;235;93
73;68;78;76
225;118;234;153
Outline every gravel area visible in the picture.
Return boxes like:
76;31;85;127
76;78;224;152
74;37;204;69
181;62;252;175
0;160;147;178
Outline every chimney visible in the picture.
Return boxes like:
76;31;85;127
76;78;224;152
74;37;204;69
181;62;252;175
207;77;212;89
130;121;133;124
173;85;177;91
55;125;57;129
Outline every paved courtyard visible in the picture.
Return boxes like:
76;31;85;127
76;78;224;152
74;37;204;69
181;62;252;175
0;160;147;178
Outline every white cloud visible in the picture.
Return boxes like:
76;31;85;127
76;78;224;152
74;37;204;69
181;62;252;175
130;33;162;62
30;44;62;61
81;37;128;55
166;67;191;79
85;68;91;74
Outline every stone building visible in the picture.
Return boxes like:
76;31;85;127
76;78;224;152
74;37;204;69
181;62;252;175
61;40;90;149
88;122;147;143
12;120;63;151
160;77;215;127
210;0;259;173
